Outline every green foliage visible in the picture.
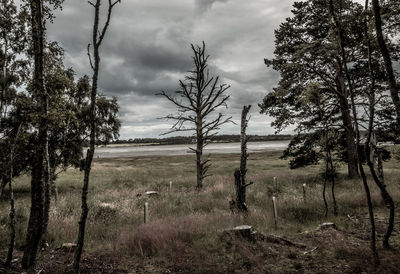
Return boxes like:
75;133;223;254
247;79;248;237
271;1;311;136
0;39;121;186
259;0;396;170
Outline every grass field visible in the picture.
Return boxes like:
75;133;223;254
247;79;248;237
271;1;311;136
1;150;400;273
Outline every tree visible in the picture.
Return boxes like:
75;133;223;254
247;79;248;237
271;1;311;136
159;42;231;189
0;37;120;254
4;121;21;266
21;0;49;270
363;0;394;251
40;44;120;245
327;0;380;263
0;0;28;198
260;0;397;261
73;0;121;272
0;0;27;129
371;0;400;128
260;0;363;178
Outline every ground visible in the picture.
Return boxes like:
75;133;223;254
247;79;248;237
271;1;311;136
1;150;400;273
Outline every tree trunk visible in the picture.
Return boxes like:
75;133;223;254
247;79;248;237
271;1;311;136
74;0;102;272
240;105;251;185
41;158;50;248
328;2;359;179
0;175;7;199
0;24;8;130
5;129;19;266
196;119;204;189
42;154;56;246
371;0;400;127
5;124;21;266
322;174;328;217
5;175;15;266
365;0;395;250
329;0;378;263
365;93;394;250
73;60;97;274
329;155;338;216
338;96;359;178
377;152;384;182
323;126;337;217
22;0;48;271
0;4;9;199
232;105;252;212
233;169;248;212
366;146;394;249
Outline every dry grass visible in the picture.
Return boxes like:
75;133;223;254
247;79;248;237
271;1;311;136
1;149;400;273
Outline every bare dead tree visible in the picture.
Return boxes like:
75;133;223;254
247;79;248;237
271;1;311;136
231;105;253;212
73;0;120;273
158;42;231;189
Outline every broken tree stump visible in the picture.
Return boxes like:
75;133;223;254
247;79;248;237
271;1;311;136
228;225;254;239
222;225;307;248
231;105;253;212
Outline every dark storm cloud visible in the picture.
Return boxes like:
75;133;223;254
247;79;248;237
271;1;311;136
46;0;296;139
195;0;230;13
97;36;193;96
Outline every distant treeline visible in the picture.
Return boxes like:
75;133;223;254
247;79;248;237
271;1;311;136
113;134;293;145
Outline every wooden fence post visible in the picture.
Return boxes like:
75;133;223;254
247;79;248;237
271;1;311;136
144;202;149;223
272;196;278;229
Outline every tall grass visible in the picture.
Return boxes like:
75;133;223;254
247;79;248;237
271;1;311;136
0;150;399;262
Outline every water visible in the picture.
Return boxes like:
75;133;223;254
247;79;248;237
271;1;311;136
93;140;290;158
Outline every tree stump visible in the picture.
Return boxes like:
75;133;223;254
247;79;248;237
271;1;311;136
231;105;253;212
224;225;254;240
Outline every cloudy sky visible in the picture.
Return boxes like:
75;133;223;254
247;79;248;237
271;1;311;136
47;0;297;139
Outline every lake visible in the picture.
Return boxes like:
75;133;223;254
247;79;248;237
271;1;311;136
93;140;290;158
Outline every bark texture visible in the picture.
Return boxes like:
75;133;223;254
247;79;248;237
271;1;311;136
73;1;120;273
22;0;49;271
231;105;252;212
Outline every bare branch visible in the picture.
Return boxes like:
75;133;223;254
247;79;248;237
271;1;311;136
158;42;231;188
87;44;94;71
157;90;197;112
97;0;121;47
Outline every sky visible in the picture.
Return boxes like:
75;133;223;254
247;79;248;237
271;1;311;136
46;0;297;139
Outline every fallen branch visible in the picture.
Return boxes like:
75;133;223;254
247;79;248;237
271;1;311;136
303;247;318;255
264;235;307;249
